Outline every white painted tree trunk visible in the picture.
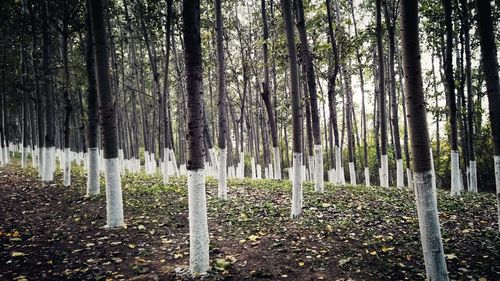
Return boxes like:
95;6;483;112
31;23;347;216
430;148;437;191
413;170;449;280
308;156;314;182
188;169;210;275
268;163;274;179
63;148;71;187
58;149;64;171
86;148;100;196
407;168;413;190
42;146;55;182
469;160;477;193
396;158;404;188
365;167;370;187
3;145;9;164
209;148;217;173
21;146;28;168
251;157;256;179
291;152;303;218
38;147;45;177
256;164;262;179
239;151;245;178
162;149;170;184
32;146;38;168
169;149;179;176
218;149;227;200
104;158;124;228
273;147;281;179
494;156;500;233
335;146;342;184
381;154;389;188
264;167;269;179
144;151;150;174
314;144;324;192
349;162;356;185
459;168;464;192
450;150;461;196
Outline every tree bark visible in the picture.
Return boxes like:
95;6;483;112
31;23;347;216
183;0;209;274
376;0;388;187
89;0;124;227
281;0;303;218
401;2;449;279
475;0;500;232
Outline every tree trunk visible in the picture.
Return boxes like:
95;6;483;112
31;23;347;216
261;0;281;179
215;0;227;198
325;0;341;184
295;0;323;192
376;0;388;187
383;0;403;188
41;0;55;182
85;0;99;196
62;18;73;187
281;0;303;218
89;0;124;227
401;2;449;279
183;0;209;274
461;0;476;192
475;0;500;232
443;0;460;195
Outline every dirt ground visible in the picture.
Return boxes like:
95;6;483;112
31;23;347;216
0;164;499;280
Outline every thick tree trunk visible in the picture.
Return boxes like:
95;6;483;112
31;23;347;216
183;0;209;274
282;0;303;218
475;0;500;232
89;0;124;227
401;2;449;279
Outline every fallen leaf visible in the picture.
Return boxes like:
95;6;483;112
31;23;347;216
11;252;26;257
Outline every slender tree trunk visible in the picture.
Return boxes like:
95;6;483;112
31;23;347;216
295;0;323;192
401;2;449;279
41;0;55;182
325;0;341;184
85;0;99;196
89;0;124;227
376;0;388;187
383;0;403;188
62;18;73;187
462;0;476;192
475;0;500;232
261;0;281;179
215;0;228;199
443;0;460;195
183;0;209;273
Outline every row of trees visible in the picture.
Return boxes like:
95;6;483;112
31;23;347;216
0;0;499;277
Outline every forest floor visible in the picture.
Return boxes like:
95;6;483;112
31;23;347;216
0;164;499;281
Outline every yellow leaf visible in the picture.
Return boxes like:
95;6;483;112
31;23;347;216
478;277;487;281
325;225;333;233
445;253;458;260
369;251;377;256
298;261;305;267
248;234;259;241
461;229;471;234
321;203;331;208
12;231;20;238
128;244;136;249
11;252;26;257
381;246;395;252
